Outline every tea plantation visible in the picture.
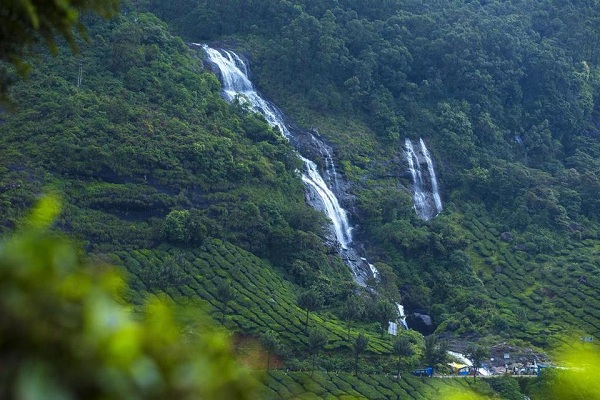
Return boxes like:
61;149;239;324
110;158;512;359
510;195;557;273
114;240;394;355
460;203;600;346
256;371;496;400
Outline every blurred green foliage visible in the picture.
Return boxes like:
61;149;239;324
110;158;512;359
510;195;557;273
529;340;600;400
0;196;257;399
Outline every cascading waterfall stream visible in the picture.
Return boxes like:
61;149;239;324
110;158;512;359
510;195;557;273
300;156;352;249
405;139;429;218
420;138;442;213
405;138;442;220
200;44;407;330
200;44;352;250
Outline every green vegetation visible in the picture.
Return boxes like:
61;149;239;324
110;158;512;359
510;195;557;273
115;240;397;357
0;196;256;399
256;371;498;400
0;0;120;102
3;0;600;398
139;0;600;346
393;336;414;380
259;330;281;371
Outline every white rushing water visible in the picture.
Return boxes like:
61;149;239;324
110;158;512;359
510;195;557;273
420;138;443;213
405;138;442;220
301;156;352;248
388;303;408;335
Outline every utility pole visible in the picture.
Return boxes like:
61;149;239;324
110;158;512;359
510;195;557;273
77;61;83;88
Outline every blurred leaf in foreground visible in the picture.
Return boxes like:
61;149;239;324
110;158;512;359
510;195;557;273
0;196;256;399
531;338;600;400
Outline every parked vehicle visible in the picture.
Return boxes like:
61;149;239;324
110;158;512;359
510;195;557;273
412;367;434;377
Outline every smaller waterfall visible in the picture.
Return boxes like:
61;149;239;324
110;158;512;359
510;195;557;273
318;140;341;192
367;263;380;280
420;138;442;213
388;303;408;335
405;138;442;220
405;139;429;219
397;303;408;330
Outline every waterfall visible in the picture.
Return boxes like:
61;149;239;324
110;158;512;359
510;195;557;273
200;44;408;329
405;138;442;220
420;138;442;214
405;139;429;219
201;46;291;139
387;303;408;336
200;45;354;248
301;156;352;249
318;139;341;193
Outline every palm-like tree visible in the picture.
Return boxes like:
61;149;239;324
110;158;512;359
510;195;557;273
392;336;413;380
259;330;281;371
307;328;328;375
353;334;369;375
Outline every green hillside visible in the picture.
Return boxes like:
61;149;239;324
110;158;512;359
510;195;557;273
257;371;504;400
2;0;600;398
141;0;600;345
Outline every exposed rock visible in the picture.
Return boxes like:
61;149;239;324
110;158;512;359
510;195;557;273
500;231;514;242
414;313;433;326
406;312;435;335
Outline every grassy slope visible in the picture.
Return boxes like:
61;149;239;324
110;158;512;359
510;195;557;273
460;204;600;345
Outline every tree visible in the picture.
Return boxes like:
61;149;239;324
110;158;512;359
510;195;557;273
215;279;235;325
340;295;364;340
373;262;401;299
160;210;190;243
307;328;328;375
259;330;281;371
467;344;489;382
423;334;448;368
353;334;369;376
392;336;414;381
0;0;120;100
140;254;190;291
297;287;324;332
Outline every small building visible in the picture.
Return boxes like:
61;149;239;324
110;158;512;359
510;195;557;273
448;362;470;376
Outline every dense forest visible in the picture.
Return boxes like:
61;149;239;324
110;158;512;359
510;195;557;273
1;0;600;398
137;0;600;342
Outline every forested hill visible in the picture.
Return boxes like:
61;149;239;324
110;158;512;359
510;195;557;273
142;0;600;343
1;0;600;380
148;0;600;239
0;11;355;293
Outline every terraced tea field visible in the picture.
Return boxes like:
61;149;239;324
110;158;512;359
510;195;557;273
257;371;494;399
461;204;600;345
113;239;393;354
